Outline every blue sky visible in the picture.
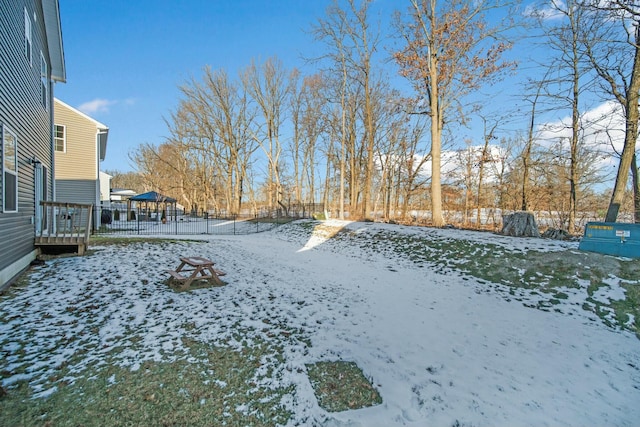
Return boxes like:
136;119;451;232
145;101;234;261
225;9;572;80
55;0;337;172
54;1;526;173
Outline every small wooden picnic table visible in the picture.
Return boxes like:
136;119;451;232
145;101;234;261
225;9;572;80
165;256;226;289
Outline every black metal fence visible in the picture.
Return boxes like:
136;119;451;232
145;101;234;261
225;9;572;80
93;203;322;236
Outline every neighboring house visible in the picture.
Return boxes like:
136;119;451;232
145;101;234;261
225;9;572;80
110;188;137;202
0;0;66;288
109;188;136;220
53;98;108;229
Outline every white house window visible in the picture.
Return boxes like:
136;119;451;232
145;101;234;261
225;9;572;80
41;52;48;109
54;124;66;152
2;125;18;212
24;8;32;66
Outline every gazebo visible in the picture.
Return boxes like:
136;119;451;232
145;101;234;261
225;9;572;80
128;191;177;222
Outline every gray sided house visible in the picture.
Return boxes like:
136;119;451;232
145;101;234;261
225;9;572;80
53;98;108;229
0;0;65;288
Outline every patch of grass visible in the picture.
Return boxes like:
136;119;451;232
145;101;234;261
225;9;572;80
618;260;640;281
0;337;293;427
293;222;640;337
1;252;310;425
611;282;640;338
306;361;382;412
553;292;569;300
386;235;640;335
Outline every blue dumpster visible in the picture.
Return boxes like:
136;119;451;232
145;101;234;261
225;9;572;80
579;222;640;258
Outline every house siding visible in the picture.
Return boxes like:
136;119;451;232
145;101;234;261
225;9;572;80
54;101;98;180
56;179;98;229
0;0;58;287
56;180;96;205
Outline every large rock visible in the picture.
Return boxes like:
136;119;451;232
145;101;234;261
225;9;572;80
501;211;540;237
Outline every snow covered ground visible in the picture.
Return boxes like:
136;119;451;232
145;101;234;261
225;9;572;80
1;219;639;426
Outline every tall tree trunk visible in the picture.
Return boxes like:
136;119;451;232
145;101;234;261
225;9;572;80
604;25;640;222
397;0;513;227
521;97;538;211
323;145;333;214
349;127;360;211
477;119;497;229
568;5;580;234
340;69;347;220
362;70;375;220
309;142;316;206
463;146;472;225
477;144;488;229
429;12;444;227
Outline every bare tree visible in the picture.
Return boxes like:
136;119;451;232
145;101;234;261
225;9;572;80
129;142;198;207
289;72;328;208
582;1;640;222
393;0;515;226
311;1;350;218
530;0;599;232
490;136;516;215
386;101;430;222
475;115;500;228
289;69;304;205
157;66;259;214
312;0;385;219
369;87;409;221
242;57;289;210
519;75;550;212
105;170;145;194
455;140;475;225
349;0;380;220
300;74;328;205
563;0;587;232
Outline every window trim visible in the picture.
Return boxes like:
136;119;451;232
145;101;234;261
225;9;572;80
41;165;48;202
41;52;48;109
54;124;66;153
24;7;32;66
2;125;19;213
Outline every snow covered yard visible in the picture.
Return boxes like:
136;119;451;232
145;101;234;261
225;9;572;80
1;219;639;426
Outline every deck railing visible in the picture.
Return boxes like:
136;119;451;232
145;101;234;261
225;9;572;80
35;201;93;254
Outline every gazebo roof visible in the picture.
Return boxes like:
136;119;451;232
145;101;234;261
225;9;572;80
129;191;176;203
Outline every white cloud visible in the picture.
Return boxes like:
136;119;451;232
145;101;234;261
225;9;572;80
409;145;509;185
77;98;117;115
443;145;508;185
534;100;637;180
537;100;629;154
524;0;567;21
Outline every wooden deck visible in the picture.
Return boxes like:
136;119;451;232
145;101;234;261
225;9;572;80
35;201;93;255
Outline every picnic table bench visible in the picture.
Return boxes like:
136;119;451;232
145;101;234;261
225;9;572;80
165;256;226;288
